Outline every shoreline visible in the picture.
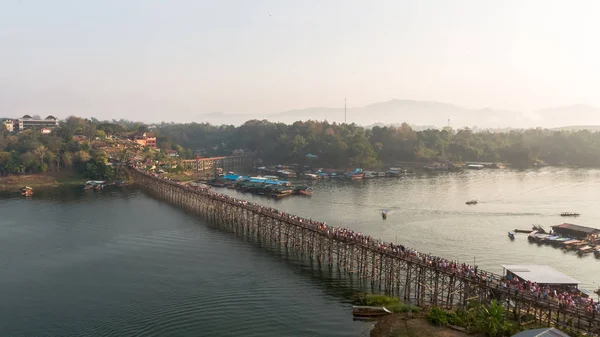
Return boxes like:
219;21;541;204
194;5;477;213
369;313;474;337
0;173;88;192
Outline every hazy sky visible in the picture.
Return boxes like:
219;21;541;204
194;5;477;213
2;0;600;123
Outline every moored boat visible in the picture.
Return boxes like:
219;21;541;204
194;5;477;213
508;231;515;240
577;245;595;256
350;173;365;180
466;200;477;205
352;306;392;318
20;186;33;197
531;225;546;234
561;212;580;217
563;240;587;251
293;186;313;196
550;237;572;247
363;171;376;179
84;180;106;190
271;188;293;198
529;233;553;244
206;178;230;188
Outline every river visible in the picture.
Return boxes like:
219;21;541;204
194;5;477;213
217;167;600;291
1;167;600;336
0;188;368;336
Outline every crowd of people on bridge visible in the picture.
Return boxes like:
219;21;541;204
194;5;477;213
132;165;600;316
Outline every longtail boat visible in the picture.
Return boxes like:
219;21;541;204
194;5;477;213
561;212;580;217
352;306;392;318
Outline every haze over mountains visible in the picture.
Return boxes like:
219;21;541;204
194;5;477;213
191;99;600;130
5;99;600;131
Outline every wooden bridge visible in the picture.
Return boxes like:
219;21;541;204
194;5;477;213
129;164;600;335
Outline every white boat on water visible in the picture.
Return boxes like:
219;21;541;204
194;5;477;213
85;180;106;186
363;171;376;178
352;306;392;318
84;180;106;190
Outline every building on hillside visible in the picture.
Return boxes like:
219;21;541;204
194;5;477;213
41;128;52;135
121;131;156;148
2;119;15;132
18;115;59;131
166;150;178;157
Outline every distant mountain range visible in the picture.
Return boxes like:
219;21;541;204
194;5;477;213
551;125;600;132
190;100;600;130
270;99;526;128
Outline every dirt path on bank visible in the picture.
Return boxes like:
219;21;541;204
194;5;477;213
0;173;86;192
370;314;480;337
0;175;59;192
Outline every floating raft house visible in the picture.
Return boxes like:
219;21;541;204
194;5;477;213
245;177;289;185
551;223;600;239
222;174;242;181
501;264;580;288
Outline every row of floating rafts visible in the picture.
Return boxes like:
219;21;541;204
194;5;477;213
304;168;405;180
233;181;312;198
527;231;600;256
206;174;313;197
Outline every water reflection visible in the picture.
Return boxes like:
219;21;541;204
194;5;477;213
0;189;368;337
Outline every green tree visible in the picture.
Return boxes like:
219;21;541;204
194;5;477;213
0;151;10;174
95;130;107;140
32;145;47;169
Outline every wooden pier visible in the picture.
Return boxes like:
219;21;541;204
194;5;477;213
129;163;600;335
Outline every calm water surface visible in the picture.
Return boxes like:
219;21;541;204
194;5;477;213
0;188;368;337
3;167;600;336
219;167;600;290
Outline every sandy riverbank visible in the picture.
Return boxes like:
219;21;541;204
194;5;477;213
0;173;87;192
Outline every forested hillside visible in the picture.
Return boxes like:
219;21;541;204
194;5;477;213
4;117;600;175
0;117;140;178
156;120;600;169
